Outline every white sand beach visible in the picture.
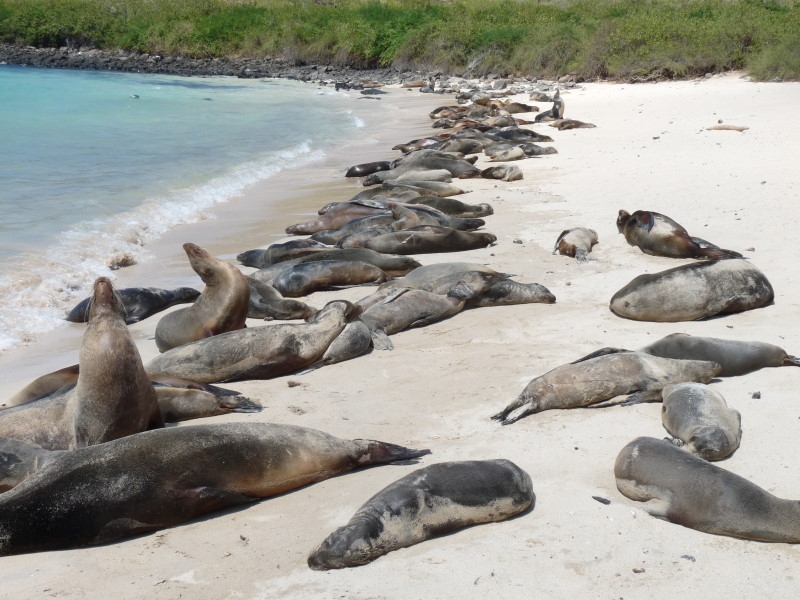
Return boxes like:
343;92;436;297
2;72;800;599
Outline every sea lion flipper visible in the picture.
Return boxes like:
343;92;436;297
620;389;664;406
782;354;800;367
570;347;631;364
370;329;394;351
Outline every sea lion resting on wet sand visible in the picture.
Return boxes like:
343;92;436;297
0;423;430;555
65;286;200;324
154;243;250;352
571;333;800;377
492;352;722;425
617;210;742;260
615;436;800;543
308;459;534;570
145;300;361;383
610;259;774;322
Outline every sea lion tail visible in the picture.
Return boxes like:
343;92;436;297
491;397;534;425
355;440;431;465
699;247;744;260
782;354;800;367
570;347;630;364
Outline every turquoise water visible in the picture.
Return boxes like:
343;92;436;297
0;65;365;351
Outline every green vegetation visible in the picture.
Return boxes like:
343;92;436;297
1;0;798;80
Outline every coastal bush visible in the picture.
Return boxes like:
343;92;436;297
0;0;798;80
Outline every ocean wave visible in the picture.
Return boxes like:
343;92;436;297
0;142;323;353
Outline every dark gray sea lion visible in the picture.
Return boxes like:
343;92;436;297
65;287;200;324
572;333;800;377
616;210;742;260
145;300;361;383
553;227;599;262
402;195;493;218
363;226;497;255
480;165;523;181
377;262;500;291
345;161;391;178
245;276;318;320
522;143;558;156
312;215;396;245
249;248;421;285
486;127;553;143
552;119;595;130
271;260;390;297
534;89;563;122
615;436;800;542
319;320;373;366
492;352;722;425
465;279;556;308
237;239;330;269
435;138;487;154
308;459;534;570
0;422;430;555
609;259;774;322
503;101;539;114
0;278;163;450
336;226;395;249
363;150;481;185
154;243;250;352
661;383;741;462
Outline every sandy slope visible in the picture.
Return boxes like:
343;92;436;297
3;73;800;600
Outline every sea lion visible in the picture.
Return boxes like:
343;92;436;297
145;300;361;383
552;119;595;130
245;276;318;320
615;436;800;542
336;226;395;249
401;195;493;218
319;320;373;366
553;228;599;262
363;226;497;255
345;161;391;178
286;203;385;235
0;422;430;555
661;383;741;461
65;286;200;324
616;210;742;260
486;127;553;143
480;165;523;181
363;150;481;185
308;459;534;570
237;239;330;269
271;260;389;297
0;278;163;450
154;243;250;352
534;89;564;122
610;259;774;322
488;146;526;162
378;262;500;291
492;352;722;425
572;333;800;377
465;279;556;308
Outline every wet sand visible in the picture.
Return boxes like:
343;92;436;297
3;73;800;599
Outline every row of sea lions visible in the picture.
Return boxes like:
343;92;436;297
1;84;795;567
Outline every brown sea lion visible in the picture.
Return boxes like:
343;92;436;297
492;352;722;425
0;423;430;555
609;259;773;322
154;243;250;352
145;300;361;383
616;210;742;260
308;459;534;570
553;227;599;262
271;260;389;298
0;278;163;450
615;437;800;542
661;383;742;462
237;239;330;269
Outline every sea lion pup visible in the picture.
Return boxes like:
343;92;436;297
552;119;596;130
661;383;742;462
308;459;534;570
0;278;163;450
572;333;800;377
237;239;330;269
0;422;431;556
480;165;523;182
344;161;391;178
616;210;743;260
491;352;722;425
271;260;390;298
610;259;774;322
154;243;250;352
145;300;361;383
553;228;599;262
245;276;318;320
615;436;800;543
363;226;497;255
65;286;200;324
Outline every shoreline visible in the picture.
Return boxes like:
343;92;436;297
3;72;800;598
